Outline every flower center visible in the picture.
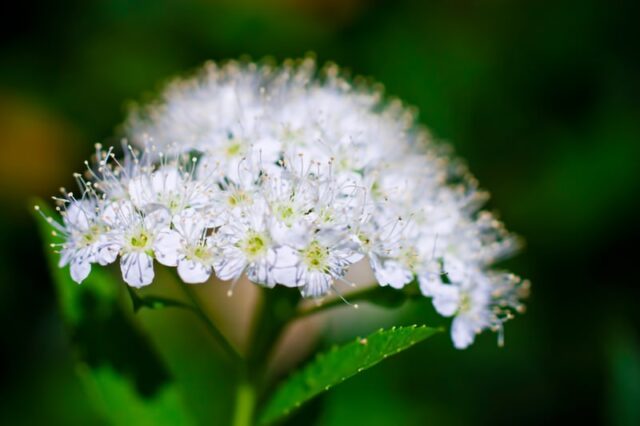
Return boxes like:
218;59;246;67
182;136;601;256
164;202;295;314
129;230;150;249
167;196;182;213
316;208;333;224
188;245;213;262
240;231;268;259
400;247;419;270
302;240;329;272
228;190;249;207
224;139;244;158
357;231;371;250
459;292;471;313
370;180;383;199
81;225;102;246
274;203;296;224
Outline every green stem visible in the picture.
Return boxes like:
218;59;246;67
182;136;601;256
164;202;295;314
127;285;241;361
241;285;301;419
295;281;421;319
231;287;293;426
232;372;257;426
126;286;194;313
181;282;243;363
295;284;380;318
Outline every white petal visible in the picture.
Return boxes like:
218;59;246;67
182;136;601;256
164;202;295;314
120;252;154;288
269;220;308;247
128;175;151;208
300;271;332;298
59;248;73;267
214;248;247;281
184;181;209;209
344;251;365;264
152;168;181;195
97;242;120;265
270;246;301;287
70;258;91;283
101;200;135;227
246;256;276;288
417;271;440;296
444;257;466;283
172;208;206;240
65;202;92;230
195;154;219;180
73;246;96;266
451;315;476;349
144;208;171;230
431;284;460;317
154;229;182;266
372;259;413;289
177;259;212;284
253;137;282;164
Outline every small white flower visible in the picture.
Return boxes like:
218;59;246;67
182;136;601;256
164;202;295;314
100;201;169;287
449;285;492;350
275;229;363;298
213;203;284;287
154;208;216;284
356;215;419;290
57;199;105;283
129;165;209;214
263;173;316;247
370;254;415;289
419;265;492;349
129;167;181;210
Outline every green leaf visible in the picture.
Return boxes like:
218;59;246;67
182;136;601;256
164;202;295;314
126;285;194;313
32;198;195;425
259;325;441;425
79;365;194;426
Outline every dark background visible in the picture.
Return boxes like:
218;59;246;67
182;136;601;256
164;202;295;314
1;0;639;425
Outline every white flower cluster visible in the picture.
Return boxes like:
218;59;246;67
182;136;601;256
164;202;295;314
41;59;529;349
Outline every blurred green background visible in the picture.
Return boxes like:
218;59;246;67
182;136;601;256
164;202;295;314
1;0;639;425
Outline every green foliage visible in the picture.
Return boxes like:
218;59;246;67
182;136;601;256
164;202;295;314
126;285;194;313
608;327;640;426
80;365;193;426
259;325;441;425
33;199;195;425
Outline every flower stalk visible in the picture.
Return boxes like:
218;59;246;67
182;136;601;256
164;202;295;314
181;282;243;363
232;373;257;426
